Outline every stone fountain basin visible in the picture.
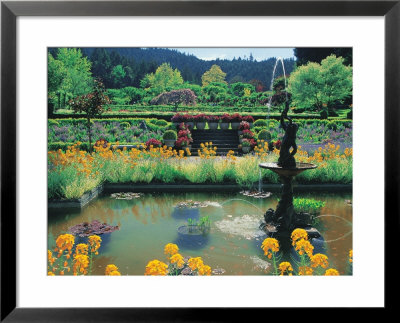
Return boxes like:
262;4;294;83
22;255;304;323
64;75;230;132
259;162;317;177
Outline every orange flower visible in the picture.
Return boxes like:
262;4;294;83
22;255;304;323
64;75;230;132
310;254;329;269
324;268;340;276
55;234;75;257
72;254;89;275
291;228;308;246
164;243;179;256
88;235;102;255
261;238;279;259
145;259;168;276
105;264;121;276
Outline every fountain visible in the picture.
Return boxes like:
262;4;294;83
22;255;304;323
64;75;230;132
266;57;288;120
259;93;320;250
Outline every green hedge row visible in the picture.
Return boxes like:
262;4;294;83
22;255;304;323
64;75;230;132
52;111;323;121
106;104;281;113
48;141;142;152
49;117;352;130
49;117;172;132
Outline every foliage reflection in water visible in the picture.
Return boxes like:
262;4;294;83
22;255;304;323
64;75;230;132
48;191;352;275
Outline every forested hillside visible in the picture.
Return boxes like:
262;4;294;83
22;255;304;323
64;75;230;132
75;47;296;89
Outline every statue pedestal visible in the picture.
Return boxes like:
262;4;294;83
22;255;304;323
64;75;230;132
259;162;321;250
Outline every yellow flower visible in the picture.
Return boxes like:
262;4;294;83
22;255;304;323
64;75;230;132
74;243;89;257
198;264;212;276
324;268;340;276
278;262;293;275
295;239;314;258
47;250;56;265
88;235;102;255
108;270;121;276
164;243;179;256
170;253;185;268
145;259;168;276
72;254;89;275
47;271;55;276
310;253;329;269
55;233;75;257
187;257;204;271
105;264;119;275
298;266;314;275
349;249;353;263
261;238;279;259
291;228;308;246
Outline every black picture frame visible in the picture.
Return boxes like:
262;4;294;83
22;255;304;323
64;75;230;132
1;0;398;320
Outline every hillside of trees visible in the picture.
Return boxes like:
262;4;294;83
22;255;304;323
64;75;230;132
47;47;352;117
51;47;296;90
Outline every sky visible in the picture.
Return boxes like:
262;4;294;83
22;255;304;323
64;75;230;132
171;47;295;61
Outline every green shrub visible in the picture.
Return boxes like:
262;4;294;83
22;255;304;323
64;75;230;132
152;119;168;127
293;198;326;215
254;119;268;127
326;121;337;131
163;130;177;140
119;121;131;129
257;129;271;141
48;142;90;152
48;119;60;126
253;126;264;134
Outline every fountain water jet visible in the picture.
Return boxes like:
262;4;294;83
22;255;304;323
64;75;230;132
266;57;288;120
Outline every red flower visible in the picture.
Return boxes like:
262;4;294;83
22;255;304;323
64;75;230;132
175;136;192;148
241;115;254;123
230;113;242;122
239;121;250;130
145;138;162;149
241;129;255;139
220;113;231;122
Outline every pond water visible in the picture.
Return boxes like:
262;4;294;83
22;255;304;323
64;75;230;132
48;190;352;275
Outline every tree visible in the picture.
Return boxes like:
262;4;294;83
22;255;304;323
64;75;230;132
230;82;255;97
150;89;197;109
122;86;146;104
55;48;93;97
111;65;126;88
288;55;352;112
201;64;227;87
141;62;183;95
48;53;67;115
294;48;352;66
48;48;93;116
69;79;110;152
249;79;265;92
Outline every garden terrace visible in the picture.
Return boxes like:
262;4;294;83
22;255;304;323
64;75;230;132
51;110;324;121
190;129;240;156
47;142;352;201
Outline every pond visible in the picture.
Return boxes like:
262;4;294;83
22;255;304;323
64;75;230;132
48;190;352;275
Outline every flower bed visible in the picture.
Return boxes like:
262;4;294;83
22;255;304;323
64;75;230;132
48;141;352;200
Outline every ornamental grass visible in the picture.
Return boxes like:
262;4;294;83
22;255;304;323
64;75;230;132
48;140;352;200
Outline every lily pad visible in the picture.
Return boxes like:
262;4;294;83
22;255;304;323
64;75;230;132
212;268;226;275
174;200;208;209
110;192;143;200
68;220;119;237
240;191;272;199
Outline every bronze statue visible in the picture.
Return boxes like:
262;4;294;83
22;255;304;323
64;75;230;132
278;101;298;167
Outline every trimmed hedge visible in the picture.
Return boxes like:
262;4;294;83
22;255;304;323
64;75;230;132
48;117;171;132
48;141;141;152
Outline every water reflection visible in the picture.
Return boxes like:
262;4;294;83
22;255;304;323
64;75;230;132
48;191;352;275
